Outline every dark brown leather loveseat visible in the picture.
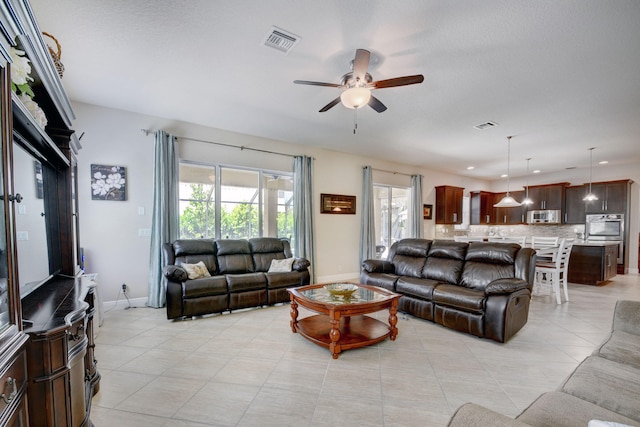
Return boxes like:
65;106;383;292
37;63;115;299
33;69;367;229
360;239;536;342
163;237;310;319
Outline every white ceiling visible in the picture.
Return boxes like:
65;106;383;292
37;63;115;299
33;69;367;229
29;0;640;180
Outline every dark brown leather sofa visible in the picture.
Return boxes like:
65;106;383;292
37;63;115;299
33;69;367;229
163;237;310;319
361;239;536;342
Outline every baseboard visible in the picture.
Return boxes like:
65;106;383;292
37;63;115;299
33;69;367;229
626;268;639;275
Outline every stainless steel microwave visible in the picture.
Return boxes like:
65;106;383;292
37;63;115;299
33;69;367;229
526;209;561;224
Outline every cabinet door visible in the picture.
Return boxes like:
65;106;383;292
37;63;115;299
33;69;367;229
526;184;565;210
603;182;627;213
564;185;586;224
435;186;463;224
470;191;494;225
584;183;606;213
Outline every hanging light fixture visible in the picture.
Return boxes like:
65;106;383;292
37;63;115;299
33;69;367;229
521;157;533;205
583;147;599;201
494;136;522;208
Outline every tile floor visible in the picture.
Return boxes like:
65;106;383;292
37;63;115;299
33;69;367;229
90;274;640;426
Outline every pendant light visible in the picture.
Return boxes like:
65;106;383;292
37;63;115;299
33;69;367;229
583;147;599;201
521;157;533;205
494;136;522;208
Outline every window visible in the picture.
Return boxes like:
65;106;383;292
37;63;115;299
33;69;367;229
179;162;294;244
373;184;410;258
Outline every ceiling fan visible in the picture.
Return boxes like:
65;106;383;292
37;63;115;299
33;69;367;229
294;49;424;113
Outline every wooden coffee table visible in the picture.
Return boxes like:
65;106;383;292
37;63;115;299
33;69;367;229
287;283;400;359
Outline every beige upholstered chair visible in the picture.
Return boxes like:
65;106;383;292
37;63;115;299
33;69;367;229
534;238;575;304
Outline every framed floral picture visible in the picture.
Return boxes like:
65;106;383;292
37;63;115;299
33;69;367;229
91;164;127;201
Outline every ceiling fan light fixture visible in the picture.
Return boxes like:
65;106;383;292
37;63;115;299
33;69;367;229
340;87;371;109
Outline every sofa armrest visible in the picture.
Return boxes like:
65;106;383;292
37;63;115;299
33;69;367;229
292;257;311;272
485;278;530;295
362;259;395;274
163;265;188;283
613;300;640;336
447;403;531;427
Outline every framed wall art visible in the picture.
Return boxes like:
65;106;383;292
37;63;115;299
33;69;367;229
91;164;127;201
321;193;356;214
423;204;433;220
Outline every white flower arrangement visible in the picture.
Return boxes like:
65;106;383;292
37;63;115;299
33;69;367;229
91;166;127;200
9;47;47;129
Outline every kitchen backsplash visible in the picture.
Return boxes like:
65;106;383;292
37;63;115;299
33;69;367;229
435;224;586;240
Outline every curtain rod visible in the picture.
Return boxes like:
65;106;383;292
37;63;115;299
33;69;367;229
141;129;300;159
371;167;414;177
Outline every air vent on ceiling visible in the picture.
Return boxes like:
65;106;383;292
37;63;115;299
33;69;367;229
263;26;300;54
473;121;499;130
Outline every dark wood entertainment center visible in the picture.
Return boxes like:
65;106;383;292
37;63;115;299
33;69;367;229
1;1;99;425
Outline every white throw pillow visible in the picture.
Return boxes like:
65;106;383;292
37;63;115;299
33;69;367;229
268;257;294;273
181;261;212;280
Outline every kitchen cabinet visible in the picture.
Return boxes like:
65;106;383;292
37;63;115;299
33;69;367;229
584;180;630;214
568;243;618;285
435;185;464;224
470;191;494;225
494;190;526;224
564;185;587;224
525;183;569;211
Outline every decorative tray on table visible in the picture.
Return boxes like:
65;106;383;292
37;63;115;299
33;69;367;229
324;283;359;297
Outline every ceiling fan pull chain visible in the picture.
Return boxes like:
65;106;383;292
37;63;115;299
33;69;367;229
353;109;358;134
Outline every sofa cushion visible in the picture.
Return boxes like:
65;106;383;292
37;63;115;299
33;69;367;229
226;273;267;292
360;273;399;292
393;254;427;278
465;242;519;264
173;239;216;256
560;356;640;421
594;330;640;370
250;237;287;271
265;271;303;289
216;239;255;273
421;241;467;284
459;262;516;292
432;284;485;314
395;277;440;300
394;238;432;257
422;257;464;285
517;391;639;427
183;276;228;298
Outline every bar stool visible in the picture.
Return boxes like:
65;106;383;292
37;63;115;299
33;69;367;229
534;238;574;304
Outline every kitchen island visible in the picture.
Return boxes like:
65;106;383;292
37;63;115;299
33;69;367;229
568;240;620;285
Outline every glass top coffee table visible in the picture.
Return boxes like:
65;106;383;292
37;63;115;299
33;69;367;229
287;283;400;359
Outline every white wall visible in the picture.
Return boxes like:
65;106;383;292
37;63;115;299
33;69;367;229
72;101;638;305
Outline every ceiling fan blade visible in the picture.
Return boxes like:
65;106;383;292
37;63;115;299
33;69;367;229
319;97;341;112
294;80;342;88
371;74;424;89
352;49;371;81
368;95;387;113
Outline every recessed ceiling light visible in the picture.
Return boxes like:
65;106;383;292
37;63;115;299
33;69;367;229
599;160;608;164
500;174;508;178
466;166;475;170
532;170;541;174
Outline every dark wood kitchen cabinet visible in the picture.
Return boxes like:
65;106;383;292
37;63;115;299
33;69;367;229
494;190;526;224
436;185;464;224
568;243;618;285
525;183;569;211
470;191;494;225
584;180;631;214
564;185;587;224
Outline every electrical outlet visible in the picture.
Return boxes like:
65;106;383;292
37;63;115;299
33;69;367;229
121;283;127;293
